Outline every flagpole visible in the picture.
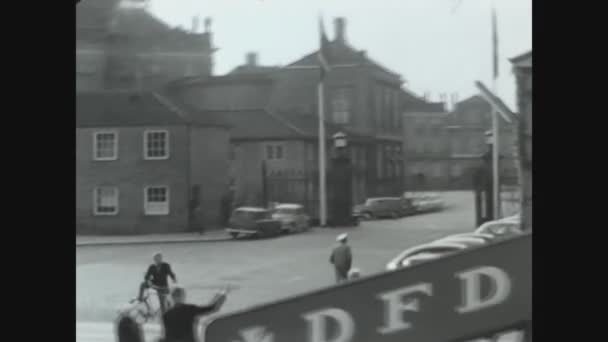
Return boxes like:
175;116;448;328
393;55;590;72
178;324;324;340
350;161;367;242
318;79;327;227
491;1;501;219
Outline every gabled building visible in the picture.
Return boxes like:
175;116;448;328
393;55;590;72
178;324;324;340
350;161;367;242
170;18;408;214
76;91;231;234
76;0;215;92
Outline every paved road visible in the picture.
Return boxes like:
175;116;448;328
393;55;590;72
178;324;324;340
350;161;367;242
77;192;481;342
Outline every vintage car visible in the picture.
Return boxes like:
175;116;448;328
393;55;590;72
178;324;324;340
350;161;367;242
474;215;522;239
385;242;470;271
353;197;412;220
404;192;445;213
271;203;311;233
226;207;283;239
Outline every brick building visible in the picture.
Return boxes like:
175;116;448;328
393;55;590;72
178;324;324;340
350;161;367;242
168;18;411;217
76;91;231;234
76;0;215;92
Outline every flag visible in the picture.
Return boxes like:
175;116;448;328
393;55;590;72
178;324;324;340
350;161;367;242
492;5;499;80
318;16;331;80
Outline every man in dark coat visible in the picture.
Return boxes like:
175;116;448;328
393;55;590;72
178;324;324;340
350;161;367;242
162;286;228;342
136;252;177;315
330;233;352;284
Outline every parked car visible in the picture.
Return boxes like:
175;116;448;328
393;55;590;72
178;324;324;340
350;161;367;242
385;242;470;271
433;233;492;247
271;203;311;233
226;207;283;239
475;215;522;239
353;197;409;220
404;192;445;213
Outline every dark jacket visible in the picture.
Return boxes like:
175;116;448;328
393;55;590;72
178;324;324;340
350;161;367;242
330;244;352;272
162;294;226;342
144;262;176;288
116;315;144;342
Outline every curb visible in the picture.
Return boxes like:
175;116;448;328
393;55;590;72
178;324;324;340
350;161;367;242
76;236;233;247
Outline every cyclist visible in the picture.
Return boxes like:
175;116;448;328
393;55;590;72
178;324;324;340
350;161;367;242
136;252;177;315
162;286;228;342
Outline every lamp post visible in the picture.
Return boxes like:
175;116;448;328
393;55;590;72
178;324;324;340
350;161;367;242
329;132;355;227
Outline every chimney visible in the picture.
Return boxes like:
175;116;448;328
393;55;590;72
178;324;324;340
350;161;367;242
204;17;212;33
191;16;200;33
246;52;258;67
334;17;347;43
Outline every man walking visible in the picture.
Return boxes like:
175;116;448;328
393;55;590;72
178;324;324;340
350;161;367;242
136;252;177;315
329;233;352;284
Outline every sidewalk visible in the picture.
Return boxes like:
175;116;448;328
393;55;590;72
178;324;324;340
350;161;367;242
76;230;231;247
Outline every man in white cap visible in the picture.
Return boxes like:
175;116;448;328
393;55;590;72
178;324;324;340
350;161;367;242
329;233;352;284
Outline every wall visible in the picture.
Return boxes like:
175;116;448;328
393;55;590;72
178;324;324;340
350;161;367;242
76;45;105;92
189;126;231;230
76;126;189;234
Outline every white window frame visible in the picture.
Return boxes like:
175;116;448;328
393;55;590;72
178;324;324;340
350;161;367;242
144;186;170;216
144;130;170;160
93;131;118;161
264;143;285;161
93;187;119;216
331;88;351;125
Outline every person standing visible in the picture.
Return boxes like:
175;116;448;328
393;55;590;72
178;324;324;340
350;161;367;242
162;286;228;342
136;252;177;315
329;233;352;284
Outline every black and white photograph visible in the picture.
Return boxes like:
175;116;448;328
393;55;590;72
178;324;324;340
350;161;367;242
76;0;532;341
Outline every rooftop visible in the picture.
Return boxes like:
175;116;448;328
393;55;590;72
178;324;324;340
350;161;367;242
76;91;230;128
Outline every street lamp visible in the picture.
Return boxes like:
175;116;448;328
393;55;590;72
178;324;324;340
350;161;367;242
333;131;348;149
329;131;355;227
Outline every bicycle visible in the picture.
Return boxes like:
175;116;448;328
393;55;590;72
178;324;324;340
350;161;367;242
129;284;173;323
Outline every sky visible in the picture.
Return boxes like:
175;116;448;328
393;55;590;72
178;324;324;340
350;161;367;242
146;0;531;110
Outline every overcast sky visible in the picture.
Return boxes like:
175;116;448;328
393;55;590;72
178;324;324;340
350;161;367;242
147;0;531;109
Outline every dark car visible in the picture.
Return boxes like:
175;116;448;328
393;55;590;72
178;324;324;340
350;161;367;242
226;207;283;239
353;197;410;220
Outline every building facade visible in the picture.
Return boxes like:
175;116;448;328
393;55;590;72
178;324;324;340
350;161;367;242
402;95;518;190
169;18;410;218
76;91;231;234
76;0;215;92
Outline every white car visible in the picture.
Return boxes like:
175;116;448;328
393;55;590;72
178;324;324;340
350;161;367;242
404;192;445;213
386;242;469;271
475;215;522;238
271;203;311;233
434;233;495;246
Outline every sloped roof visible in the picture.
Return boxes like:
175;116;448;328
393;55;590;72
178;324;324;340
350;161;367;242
76;91;230;128
228;65;282;76
206;109;302;140
286;40;401;79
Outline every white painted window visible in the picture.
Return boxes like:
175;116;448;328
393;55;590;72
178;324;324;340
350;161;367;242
144;186;170;215
265;143;285;160
93;131;118;160
94;187;119;215
144;130;169;160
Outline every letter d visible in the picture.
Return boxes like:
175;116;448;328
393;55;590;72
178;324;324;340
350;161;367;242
302;308;355;342
456;266;512;314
